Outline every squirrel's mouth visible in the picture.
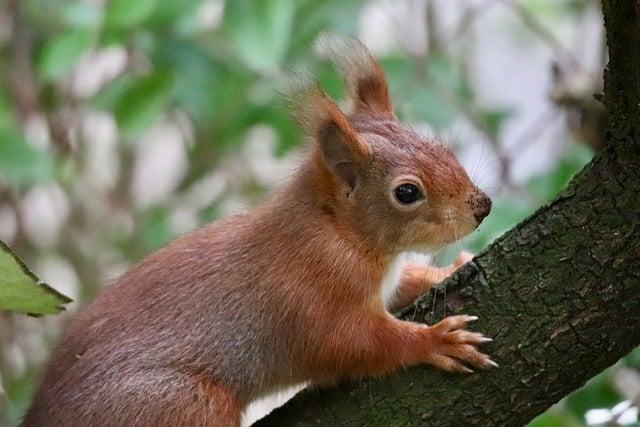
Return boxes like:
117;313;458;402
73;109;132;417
439;217;478;244
400;213;478;252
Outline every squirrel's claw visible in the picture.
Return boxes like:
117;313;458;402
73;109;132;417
424;315;497;373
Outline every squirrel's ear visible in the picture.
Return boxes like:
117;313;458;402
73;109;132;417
317;34;393;118
288;77;368;190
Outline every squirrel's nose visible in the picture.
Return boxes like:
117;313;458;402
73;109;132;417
471;191;492;224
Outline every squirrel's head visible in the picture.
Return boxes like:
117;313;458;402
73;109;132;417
289;36;491;253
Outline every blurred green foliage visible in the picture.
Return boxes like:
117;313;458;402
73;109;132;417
465;144;594;253
0;0;631;426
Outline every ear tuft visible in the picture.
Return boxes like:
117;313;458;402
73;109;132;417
285;74;366;156
316;34;394;117
283;73;331;136
285;74;368;190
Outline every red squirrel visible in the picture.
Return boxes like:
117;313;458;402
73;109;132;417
22;36;494;427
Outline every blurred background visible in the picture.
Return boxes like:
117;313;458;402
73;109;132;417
0;0;635;425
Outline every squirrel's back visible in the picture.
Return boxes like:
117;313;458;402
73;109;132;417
23;181;386;425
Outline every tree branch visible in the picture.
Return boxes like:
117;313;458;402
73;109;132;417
256;2;640;426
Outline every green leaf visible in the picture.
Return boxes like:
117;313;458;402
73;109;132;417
38;30;92;81
106;0;158;29
97;72;174;136
0;240;72;315
0;129;54;185
224;0;296;71
116;72;173;135
152;39;249;126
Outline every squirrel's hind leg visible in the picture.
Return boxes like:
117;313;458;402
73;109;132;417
21;370;241;427
109;372;242;427
159;375;242;427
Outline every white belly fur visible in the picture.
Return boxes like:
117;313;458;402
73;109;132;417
241;383;308;426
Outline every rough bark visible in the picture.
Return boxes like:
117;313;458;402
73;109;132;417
256;2;640;426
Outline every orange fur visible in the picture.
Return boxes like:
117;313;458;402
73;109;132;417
390;251;474;311
22;36;494;426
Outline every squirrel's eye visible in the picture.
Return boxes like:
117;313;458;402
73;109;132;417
394;183;423;204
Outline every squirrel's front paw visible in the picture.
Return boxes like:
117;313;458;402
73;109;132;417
423;315;496;373
453;251;474;269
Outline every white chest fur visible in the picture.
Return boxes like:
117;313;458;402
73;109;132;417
380;251;433;309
